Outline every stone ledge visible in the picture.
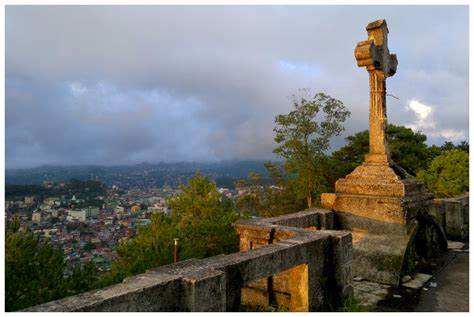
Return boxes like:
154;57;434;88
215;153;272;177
24;209;352;312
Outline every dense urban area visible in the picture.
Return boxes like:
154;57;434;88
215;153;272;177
5;172;246;274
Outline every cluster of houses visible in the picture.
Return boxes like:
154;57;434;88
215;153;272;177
5;187;175;274
6;182;253;275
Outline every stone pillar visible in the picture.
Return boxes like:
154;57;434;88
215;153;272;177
366;69;390;164
445;199;465;241
182;269;227;312
332;232;354;302
235;225;274;309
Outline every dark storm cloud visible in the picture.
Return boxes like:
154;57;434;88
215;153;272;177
5;5;469;168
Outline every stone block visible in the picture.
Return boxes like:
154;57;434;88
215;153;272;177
317;209;334;229
274;292;291;309
332;232;354;301
428;200;446;231
447;241;464;250
351;233;409;285
241;287;269;308
336;177;406;197
402;273;432;289
245;277;268;289
321;193;336;209
335;211;406;235
445;199;464;240
334;194;406;225
182;269;226;312
288;263;309;312
24;271;184;312
272;271;290;293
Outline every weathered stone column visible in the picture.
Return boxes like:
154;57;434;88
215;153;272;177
354;19;397;164
366;69;389;163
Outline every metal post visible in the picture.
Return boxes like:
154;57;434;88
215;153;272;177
173;238;179;264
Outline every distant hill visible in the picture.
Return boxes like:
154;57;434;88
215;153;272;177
5;161;272;189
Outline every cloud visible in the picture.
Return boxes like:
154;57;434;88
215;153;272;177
432;129;466;142
277;59;319;78
405;99;435;130
6;78;215;168
68;82;88;97
5;6;469;168
404;99;466;143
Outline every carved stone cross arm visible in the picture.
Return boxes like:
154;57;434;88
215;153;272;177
354;19;398;164
355;19;398;78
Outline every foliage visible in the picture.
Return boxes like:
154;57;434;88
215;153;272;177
66;261;98;296
98;214;181;287
169;172;241;258
417;149;469;198
99;172;241;287
5;218;97;311
235;164;307;217
328;129;369;188
338;293;366;312
328;125;467;185
386;125;432;175
440;140;469;152
273;91;350;207
83;240;96;252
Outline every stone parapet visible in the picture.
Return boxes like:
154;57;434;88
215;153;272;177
235;208;352;311
428;195;469;241
24;209;352;312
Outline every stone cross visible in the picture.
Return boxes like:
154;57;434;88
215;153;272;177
354;19;398;164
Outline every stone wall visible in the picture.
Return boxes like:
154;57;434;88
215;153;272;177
428;195;469;241
24;209;352;312
235;208;351;311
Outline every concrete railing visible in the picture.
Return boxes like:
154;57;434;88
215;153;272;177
24;209;352;312
428;195;469;241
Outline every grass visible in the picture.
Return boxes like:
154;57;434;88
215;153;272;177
338;293;367;312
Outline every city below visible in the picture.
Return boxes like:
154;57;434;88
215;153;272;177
5;161;268;274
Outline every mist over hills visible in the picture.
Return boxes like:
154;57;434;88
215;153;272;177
5;161;272;189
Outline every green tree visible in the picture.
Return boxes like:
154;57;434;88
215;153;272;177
5;218;97;311
6;219;66;311
235;164;307;218
328;130;369;188
329;125;435;184
169;172;240;258
418;150;469;198
235;171;266;216
273;91;350;207
66;261;98;296
99;172;242;287
387;125;431;175
83;240;96;252
440;140;469;152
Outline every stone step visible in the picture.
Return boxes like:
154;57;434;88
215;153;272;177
335;177;427;197
352;232;410;285
336;178;405;197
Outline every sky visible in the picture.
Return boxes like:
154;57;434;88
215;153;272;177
5;5;469;169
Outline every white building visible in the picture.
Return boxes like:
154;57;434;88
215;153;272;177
114;206;125;214
147;206;171;218
67;209;87;222
24;196;35;205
